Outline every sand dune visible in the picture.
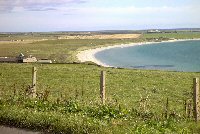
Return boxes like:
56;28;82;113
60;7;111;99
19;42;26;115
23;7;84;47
60;34;141;39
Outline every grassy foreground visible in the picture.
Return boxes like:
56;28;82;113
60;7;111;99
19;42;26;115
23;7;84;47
0;63;200;133
1;32;200;133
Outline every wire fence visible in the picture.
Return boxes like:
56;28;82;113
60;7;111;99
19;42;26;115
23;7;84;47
0;66;198;121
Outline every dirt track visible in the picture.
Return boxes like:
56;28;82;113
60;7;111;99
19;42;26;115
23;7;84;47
0;126;41;134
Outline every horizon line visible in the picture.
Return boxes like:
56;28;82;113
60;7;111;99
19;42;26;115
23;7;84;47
1;28;200;33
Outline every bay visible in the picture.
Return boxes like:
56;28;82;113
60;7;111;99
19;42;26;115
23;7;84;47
95;40;200;72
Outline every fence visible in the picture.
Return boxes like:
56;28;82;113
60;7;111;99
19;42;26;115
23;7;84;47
193;78;200;122
0;67;200;121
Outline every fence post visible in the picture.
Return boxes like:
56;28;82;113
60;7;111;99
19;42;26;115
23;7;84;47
32;67;37;98
165;98;169;119
193;77;199;122
100;71;106;105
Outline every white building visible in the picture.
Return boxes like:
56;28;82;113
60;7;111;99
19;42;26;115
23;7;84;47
23;55;37;63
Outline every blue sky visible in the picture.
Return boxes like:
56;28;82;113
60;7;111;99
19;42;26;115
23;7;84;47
0;0;199;32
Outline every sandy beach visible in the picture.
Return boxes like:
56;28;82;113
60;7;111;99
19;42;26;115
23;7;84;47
76;39;200;67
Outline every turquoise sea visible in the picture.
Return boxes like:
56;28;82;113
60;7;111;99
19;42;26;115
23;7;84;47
95;40;200;72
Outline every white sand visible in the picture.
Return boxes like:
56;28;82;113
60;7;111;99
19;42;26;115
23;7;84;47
76;39;200;67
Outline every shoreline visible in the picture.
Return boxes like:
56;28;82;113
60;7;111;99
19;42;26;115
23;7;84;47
76;38;200;67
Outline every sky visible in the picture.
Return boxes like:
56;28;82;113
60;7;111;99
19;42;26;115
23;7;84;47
0;0;199;32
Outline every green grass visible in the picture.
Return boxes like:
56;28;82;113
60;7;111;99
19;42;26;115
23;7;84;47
1;32;200;133
1;32;200;63
0;63;200;133
0;39;141;63
0;63;197;108
0;33;62;40
142;32;200;39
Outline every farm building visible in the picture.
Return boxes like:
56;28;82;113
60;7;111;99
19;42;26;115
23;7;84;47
0;53;52;64
37;59;52;63
0;53;24;63
147;30;161;33
23;55;37;63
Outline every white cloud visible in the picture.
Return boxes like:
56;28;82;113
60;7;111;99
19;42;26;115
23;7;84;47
58;5;187;20
0;0;87;12
81;6;183;14
0;0;199;31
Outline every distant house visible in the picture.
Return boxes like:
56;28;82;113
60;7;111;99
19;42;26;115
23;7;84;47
22;54;37;63
0;53;24;63
0;53;52;64
23;57;37;63
147;30;161;33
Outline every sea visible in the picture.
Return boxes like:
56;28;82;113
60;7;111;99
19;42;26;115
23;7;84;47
94;40;200;72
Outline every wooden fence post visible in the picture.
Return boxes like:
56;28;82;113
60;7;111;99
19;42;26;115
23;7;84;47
32;67;37;98
100;71;106;105
165;98;169;119
193;77;199;122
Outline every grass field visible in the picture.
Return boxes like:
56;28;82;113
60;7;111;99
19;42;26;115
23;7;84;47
0;63;200;133
0;39;142;63
142;32;200;39
1;32;200;63
1;32;200;133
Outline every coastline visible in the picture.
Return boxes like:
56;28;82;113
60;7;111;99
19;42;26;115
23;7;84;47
76;38;200;67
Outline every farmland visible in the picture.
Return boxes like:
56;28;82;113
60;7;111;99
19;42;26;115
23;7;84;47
0;33;142;63
1;63;200;133
0;31;200;133
1;31;200;63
